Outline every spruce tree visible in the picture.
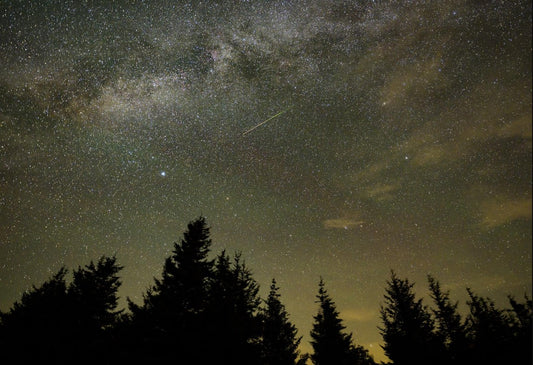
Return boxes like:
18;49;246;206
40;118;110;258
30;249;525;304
261;278;301;365
142;216;213;314
69;256;123;332
68;255;123;362
379;271;440;365
427;275;467;365
127;217;214;362
507;295;533;364
0;256;123;364
205;251;262;365
0;268;71;364
310;278;375;365
465;288;515;365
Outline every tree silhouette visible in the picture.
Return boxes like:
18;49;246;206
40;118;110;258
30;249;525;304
379;271;440;365
2;216;532;365
427;275;467;365
261;278;302;365
138;216;213;313
0;268;71;364
0;256;123;364
465;288;518;365
70;256;123;329
310;278;375;365
204;250;263;364
507;295;533;364
68;255;123;363
126;216;214;362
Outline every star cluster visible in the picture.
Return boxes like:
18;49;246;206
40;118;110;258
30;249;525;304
1;1;531;361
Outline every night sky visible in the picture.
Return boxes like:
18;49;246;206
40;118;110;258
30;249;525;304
1;1;531;361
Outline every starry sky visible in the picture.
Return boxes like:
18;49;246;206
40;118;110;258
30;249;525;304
1;0;531;361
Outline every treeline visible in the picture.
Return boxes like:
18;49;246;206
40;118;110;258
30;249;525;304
0;217;530;365
380;273;531;365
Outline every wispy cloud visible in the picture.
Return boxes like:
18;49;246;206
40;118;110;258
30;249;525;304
380;56;445;108
498;113;532;139
323;218;365;230
365;183;399;201
341;308;377;322
480;198;532;229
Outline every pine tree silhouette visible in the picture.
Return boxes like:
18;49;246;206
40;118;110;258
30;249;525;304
205;251;262;365
0;268;71;364
126;216;214;362
261;278;302;365
465;288;517;365
70;256;123;328
310;278;375;365
3;217;531;365
427;275;467;365
68;255;123;363
141;216;213;314
379;271;439;365
507;295;533;364
0;256;123;364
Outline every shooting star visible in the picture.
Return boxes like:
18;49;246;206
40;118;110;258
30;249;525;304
242;107;291;136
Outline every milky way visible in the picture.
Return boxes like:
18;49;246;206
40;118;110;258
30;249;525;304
1;1;531;360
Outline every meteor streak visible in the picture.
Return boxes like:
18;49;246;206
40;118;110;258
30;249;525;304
242;107;291;136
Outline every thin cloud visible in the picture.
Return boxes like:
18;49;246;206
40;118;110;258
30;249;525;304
480;198;532;229
323;218;365;230
365;183;398;201
498;113;532;139
341;308;377;322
